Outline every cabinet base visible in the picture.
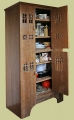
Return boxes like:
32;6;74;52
6;93;63;118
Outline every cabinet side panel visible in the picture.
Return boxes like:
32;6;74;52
5;6;21;117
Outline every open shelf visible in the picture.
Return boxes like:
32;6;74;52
35;36;51;38
36;76;52;83
36;48;52;53
36;88;52;95
35;18;50;22
36;61;51;65
36;88;54;103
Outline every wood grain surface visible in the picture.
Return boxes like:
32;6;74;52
20;5;36;118
52;51;68;95
51;6;68;49
5;5;21;117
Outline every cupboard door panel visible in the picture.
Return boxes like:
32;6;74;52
59;52;68;95
51;6;68;49
52;51;68;95
20;5;36;118
52;51;60;92
51;8;61;48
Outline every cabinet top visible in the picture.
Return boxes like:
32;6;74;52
4;1;55;11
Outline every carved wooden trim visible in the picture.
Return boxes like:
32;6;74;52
23;35;27;40
29;62;34;70
55;33;63;39
55;14;62;23
22;14;27;23
29;14;33;23
23;63;28;72
55;57;63;72
29;35;33;39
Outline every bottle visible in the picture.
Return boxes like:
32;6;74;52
44;25;48;36
36;23;41;36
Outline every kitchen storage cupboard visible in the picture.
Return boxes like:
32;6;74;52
5;2;68;119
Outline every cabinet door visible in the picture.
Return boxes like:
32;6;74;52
52;51;68;95
20;5;36;118
51;6;68;49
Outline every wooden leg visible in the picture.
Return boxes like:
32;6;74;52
57;93;63;103
54;92;63;103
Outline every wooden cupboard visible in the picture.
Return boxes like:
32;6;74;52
4;2;68;119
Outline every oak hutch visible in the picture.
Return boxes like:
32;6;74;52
5;2;68;119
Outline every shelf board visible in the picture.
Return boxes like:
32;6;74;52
35;36;51;38
36;88;54;104
36;76;52;83
36;61;51;65
35;18;50;22
36;48;52;53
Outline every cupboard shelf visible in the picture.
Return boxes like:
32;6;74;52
36;76;52;83
36;48;52;53
35;18;50;22
36;88;54;103
35;36;51;38
36;61;51;65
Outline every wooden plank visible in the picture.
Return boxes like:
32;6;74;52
20;5;31;118
35;19;50;22
52;51;60;93
58;6;68;48
20;5;36;118
28;5;36;114
36;48;52;53
35;36;51;38
51;8;62;49
36;61;51;65
58;52;68;95
52;51;68;95
5;6;21;117
51;6;68;49
36;76;52;83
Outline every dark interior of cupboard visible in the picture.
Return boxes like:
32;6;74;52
35;8;52;95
